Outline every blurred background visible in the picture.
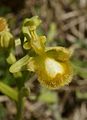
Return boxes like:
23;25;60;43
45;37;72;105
0;0;87;120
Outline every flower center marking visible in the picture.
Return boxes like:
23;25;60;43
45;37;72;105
45;58;64;78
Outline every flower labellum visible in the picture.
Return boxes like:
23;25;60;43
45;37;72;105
45;58;64;78
34;55;73;89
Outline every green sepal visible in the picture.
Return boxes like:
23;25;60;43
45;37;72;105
9;55;30;73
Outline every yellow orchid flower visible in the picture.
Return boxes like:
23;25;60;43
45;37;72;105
0;17;13;48
9;16;73;89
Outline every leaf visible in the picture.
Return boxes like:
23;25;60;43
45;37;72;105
0;82;18;101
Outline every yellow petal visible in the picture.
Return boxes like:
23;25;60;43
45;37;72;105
46;46;70;62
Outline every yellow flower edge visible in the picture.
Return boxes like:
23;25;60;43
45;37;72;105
46;46;71;62
34;56;73;89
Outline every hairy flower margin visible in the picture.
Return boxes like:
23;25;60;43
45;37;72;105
9;16;73;89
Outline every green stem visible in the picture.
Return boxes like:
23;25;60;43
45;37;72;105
15;89;24;120
0;82;18;101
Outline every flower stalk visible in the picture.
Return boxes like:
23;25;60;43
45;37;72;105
15;88;25;120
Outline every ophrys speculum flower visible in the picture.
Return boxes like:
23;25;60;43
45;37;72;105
10;16;73;89
0;17;13;48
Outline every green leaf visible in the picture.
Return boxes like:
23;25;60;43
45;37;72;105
0;82;18;101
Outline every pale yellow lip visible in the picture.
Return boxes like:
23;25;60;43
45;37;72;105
45;58;64;78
